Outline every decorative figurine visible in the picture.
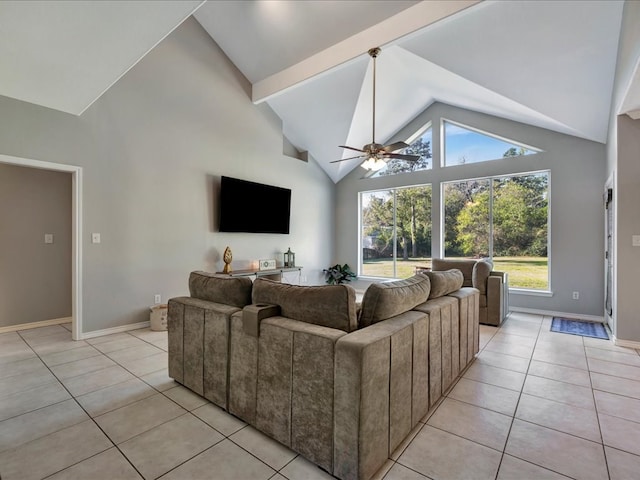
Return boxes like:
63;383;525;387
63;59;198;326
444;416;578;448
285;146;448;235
223;246;233;273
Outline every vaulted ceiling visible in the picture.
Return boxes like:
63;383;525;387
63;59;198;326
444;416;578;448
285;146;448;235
1;1;637;183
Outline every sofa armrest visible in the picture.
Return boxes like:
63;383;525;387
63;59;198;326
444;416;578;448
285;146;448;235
334;310;429;480
486;272;508;326
241;303;280;337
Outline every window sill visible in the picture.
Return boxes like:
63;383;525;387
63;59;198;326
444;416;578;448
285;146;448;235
509;288;553;297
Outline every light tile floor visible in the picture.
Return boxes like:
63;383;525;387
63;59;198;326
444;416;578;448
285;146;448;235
2;313;640;479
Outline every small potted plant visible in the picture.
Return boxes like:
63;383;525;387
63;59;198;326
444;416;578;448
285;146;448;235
323;263;356;285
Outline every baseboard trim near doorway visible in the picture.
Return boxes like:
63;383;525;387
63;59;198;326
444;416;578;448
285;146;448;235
78;321;151;340
611;335;640;349
509;306;605;323
0;316;72;335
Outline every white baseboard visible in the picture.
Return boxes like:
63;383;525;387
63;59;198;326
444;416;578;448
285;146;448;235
611;335;640;349
78;321;151;340
0;317;72;335
509;307;604;323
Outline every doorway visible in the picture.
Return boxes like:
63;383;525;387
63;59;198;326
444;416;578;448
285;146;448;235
0;154;83;340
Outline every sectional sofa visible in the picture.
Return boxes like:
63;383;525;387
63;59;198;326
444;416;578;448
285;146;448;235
168;270;480;480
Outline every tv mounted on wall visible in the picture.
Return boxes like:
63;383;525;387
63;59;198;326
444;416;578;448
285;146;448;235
219;176;291;234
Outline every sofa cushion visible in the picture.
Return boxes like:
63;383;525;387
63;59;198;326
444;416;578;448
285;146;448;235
424;269;464;299
358;274;431;328
431;259;475;287
189;271;253;308
472;260;492;295
252;278;357;332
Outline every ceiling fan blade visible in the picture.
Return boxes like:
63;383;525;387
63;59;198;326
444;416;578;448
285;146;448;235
339;145;366;153
382;141;410;153
384;153;421;161
330;154;367;164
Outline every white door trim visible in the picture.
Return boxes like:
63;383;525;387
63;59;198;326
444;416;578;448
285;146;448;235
0;154;83;340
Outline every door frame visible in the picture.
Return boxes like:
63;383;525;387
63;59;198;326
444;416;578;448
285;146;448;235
604;172;616;334
0;154;83;340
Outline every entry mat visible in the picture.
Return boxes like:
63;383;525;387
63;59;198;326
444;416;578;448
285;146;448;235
551;317;609;340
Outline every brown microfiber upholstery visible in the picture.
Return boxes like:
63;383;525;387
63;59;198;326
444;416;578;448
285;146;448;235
358;274;431;328
252;278;357;332
228;311;259;424
414;297;459;403
424;269;464;299
255;317;346;472
472;261;492;295
333;310;429;480
432;258;474;286
167;296;240;409
448;288;480;363
189;271;253;308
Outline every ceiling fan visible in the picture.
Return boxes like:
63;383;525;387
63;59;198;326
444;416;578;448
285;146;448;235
331;47;420;171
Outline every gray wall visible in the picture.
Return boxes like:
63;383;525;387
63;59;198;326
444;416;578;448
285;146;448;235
0;17;335;334
615;116;640;341
336;102;606;317
605;0;640;342
0;164;72;327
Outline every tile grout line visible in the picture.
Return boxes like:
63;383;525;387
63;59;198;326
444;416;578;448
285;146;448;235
491;314;542;479
15;327;148;480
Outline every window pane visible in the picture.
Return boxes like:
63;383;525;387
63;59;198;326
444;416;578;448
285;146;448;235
444;120;538;167
492;173;549;290
372;128;432;177
443;179;491;258
361;185;432;278
361;190;394;277
395;185;432;277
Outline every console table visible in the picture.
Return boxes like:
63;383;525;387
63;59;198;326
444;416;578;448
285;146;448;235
216;266;302;282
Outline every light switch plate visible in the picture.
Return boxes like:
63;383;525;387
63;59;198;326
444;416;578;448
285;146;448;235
92;233;101;244
44;234;54;244
633;235;640;247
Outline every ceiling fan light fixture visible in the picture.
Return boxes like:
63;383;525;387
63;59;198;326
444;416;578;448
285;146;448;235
361;157;386;171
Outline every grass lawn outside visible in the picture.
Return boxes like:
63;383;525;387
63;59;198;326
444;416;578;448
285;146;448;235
362;256;548;290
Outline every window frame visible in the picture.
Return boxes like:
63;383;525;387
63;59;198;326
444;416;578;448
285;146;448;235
440;118;542;168
440;169;551;293
359;183;433;280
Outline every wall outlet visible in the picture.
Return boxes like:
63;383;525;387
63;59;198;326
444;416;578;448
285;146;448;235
91;233;101;244
572;291;579;300
154;294;161;304
44;234;54;244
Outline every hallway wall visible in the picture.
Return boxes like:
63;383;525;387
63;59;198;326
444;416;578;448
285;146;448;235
0;163;72;327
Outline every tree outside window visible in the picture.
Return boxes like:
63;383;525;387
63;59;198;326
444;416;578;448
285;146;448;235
443;172;549;290
361;185;432;278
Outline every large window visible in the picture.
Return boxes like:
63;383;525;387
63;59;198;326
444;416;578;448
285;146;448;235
443;119;540;167
443;171;549;290
361;185;432;278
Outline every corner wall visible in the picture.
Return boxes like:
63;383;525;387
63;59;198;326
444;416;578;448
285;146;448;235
606;0;640;342
0;17;335;335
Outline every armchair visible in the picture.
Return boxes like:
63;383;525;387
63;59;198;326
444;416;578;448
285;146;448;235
431;258;509;326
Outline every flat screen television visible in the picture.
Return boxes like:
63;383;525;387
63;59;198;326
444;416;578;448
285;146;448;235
219;176;291;234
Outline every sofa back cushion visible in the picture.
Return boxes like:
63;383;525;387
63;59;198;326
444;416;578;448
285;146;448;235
358;274;431;328
472;260;492;294
424;269;464;299
431;259;475;287
252;278;357;332
189;271;253;308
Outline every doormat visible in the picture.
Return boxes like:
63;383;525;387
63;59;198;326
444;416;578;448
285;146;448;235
551;317;609;340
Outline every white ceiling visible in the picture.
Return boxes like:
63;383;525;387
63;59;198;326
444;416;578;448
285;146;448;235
0;0;637;183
